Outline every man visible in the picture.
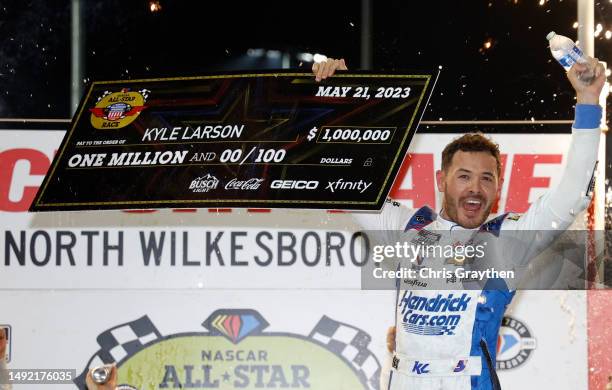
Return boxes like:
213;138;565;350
0;328;11;390
314;58;606;389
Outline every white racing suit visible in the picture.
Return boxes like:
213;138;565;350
355;105;601;390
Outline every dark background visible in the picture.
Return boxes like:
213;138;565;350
0;0;610;121
1;1;610;282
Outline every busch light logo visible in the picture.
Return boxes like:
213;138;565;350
189;174;219;193
399;292;471;336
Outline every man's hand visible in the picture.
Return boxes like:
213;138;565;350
312;58;347;82
567;57;607;105
386;326;396;353
0;328;7;360
85;364;117;390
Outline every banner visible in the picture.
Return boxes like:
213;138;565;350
0;290;587;390
0;126;602;389
30;72;436;212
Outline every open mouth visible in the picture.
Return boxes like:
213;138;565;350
462;198;484;216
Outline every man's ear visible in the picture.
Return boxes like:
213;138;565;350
436;169;445;192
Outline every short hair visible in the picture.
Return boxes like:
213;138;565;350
441;132;502;176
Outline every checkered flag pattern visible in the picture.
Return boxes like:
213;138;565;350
309;315;381;390
73;315;162;389
139;89;150;100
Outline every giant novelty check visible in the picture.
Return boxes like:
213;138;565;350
30;71;436;211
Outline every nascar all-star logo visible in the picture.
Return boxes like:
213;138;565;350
89;88;149;129
75;309;381;389
496;316;537;370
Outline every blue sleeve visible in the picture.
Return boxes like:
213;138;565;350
573;104;602;129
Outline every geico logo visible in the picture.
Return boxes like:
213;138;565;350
270;180;319;189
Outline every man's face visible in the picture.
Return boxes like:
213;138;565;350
436;151;501;229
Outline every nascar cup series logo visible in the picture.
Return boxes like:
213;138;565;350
496;316;536;370
75;310;381;390
89;88;149;129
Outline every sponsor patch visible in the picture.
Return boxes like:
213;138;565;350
411;361;430;375
399;292;471;336
496;316;537;370
410;229;442;246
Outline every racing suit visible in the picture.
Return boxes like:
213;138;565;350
355;104;602;390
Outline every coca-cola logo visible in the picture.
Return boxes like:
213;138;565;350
225;178;265;191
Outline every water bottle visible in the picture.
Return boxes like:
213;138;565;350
547;31;595;84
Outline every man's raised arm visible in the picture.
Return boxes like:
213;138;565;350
513;58;606;232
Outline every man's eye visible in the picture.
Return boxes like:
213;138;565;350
459;175;469;179
482;176;493;182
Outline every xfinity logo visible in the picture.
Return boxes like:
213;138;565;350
270;180;319;190
412;361;430;375
325;179;371;193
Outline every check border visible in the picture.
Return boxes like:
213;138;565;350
31;71;435;211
